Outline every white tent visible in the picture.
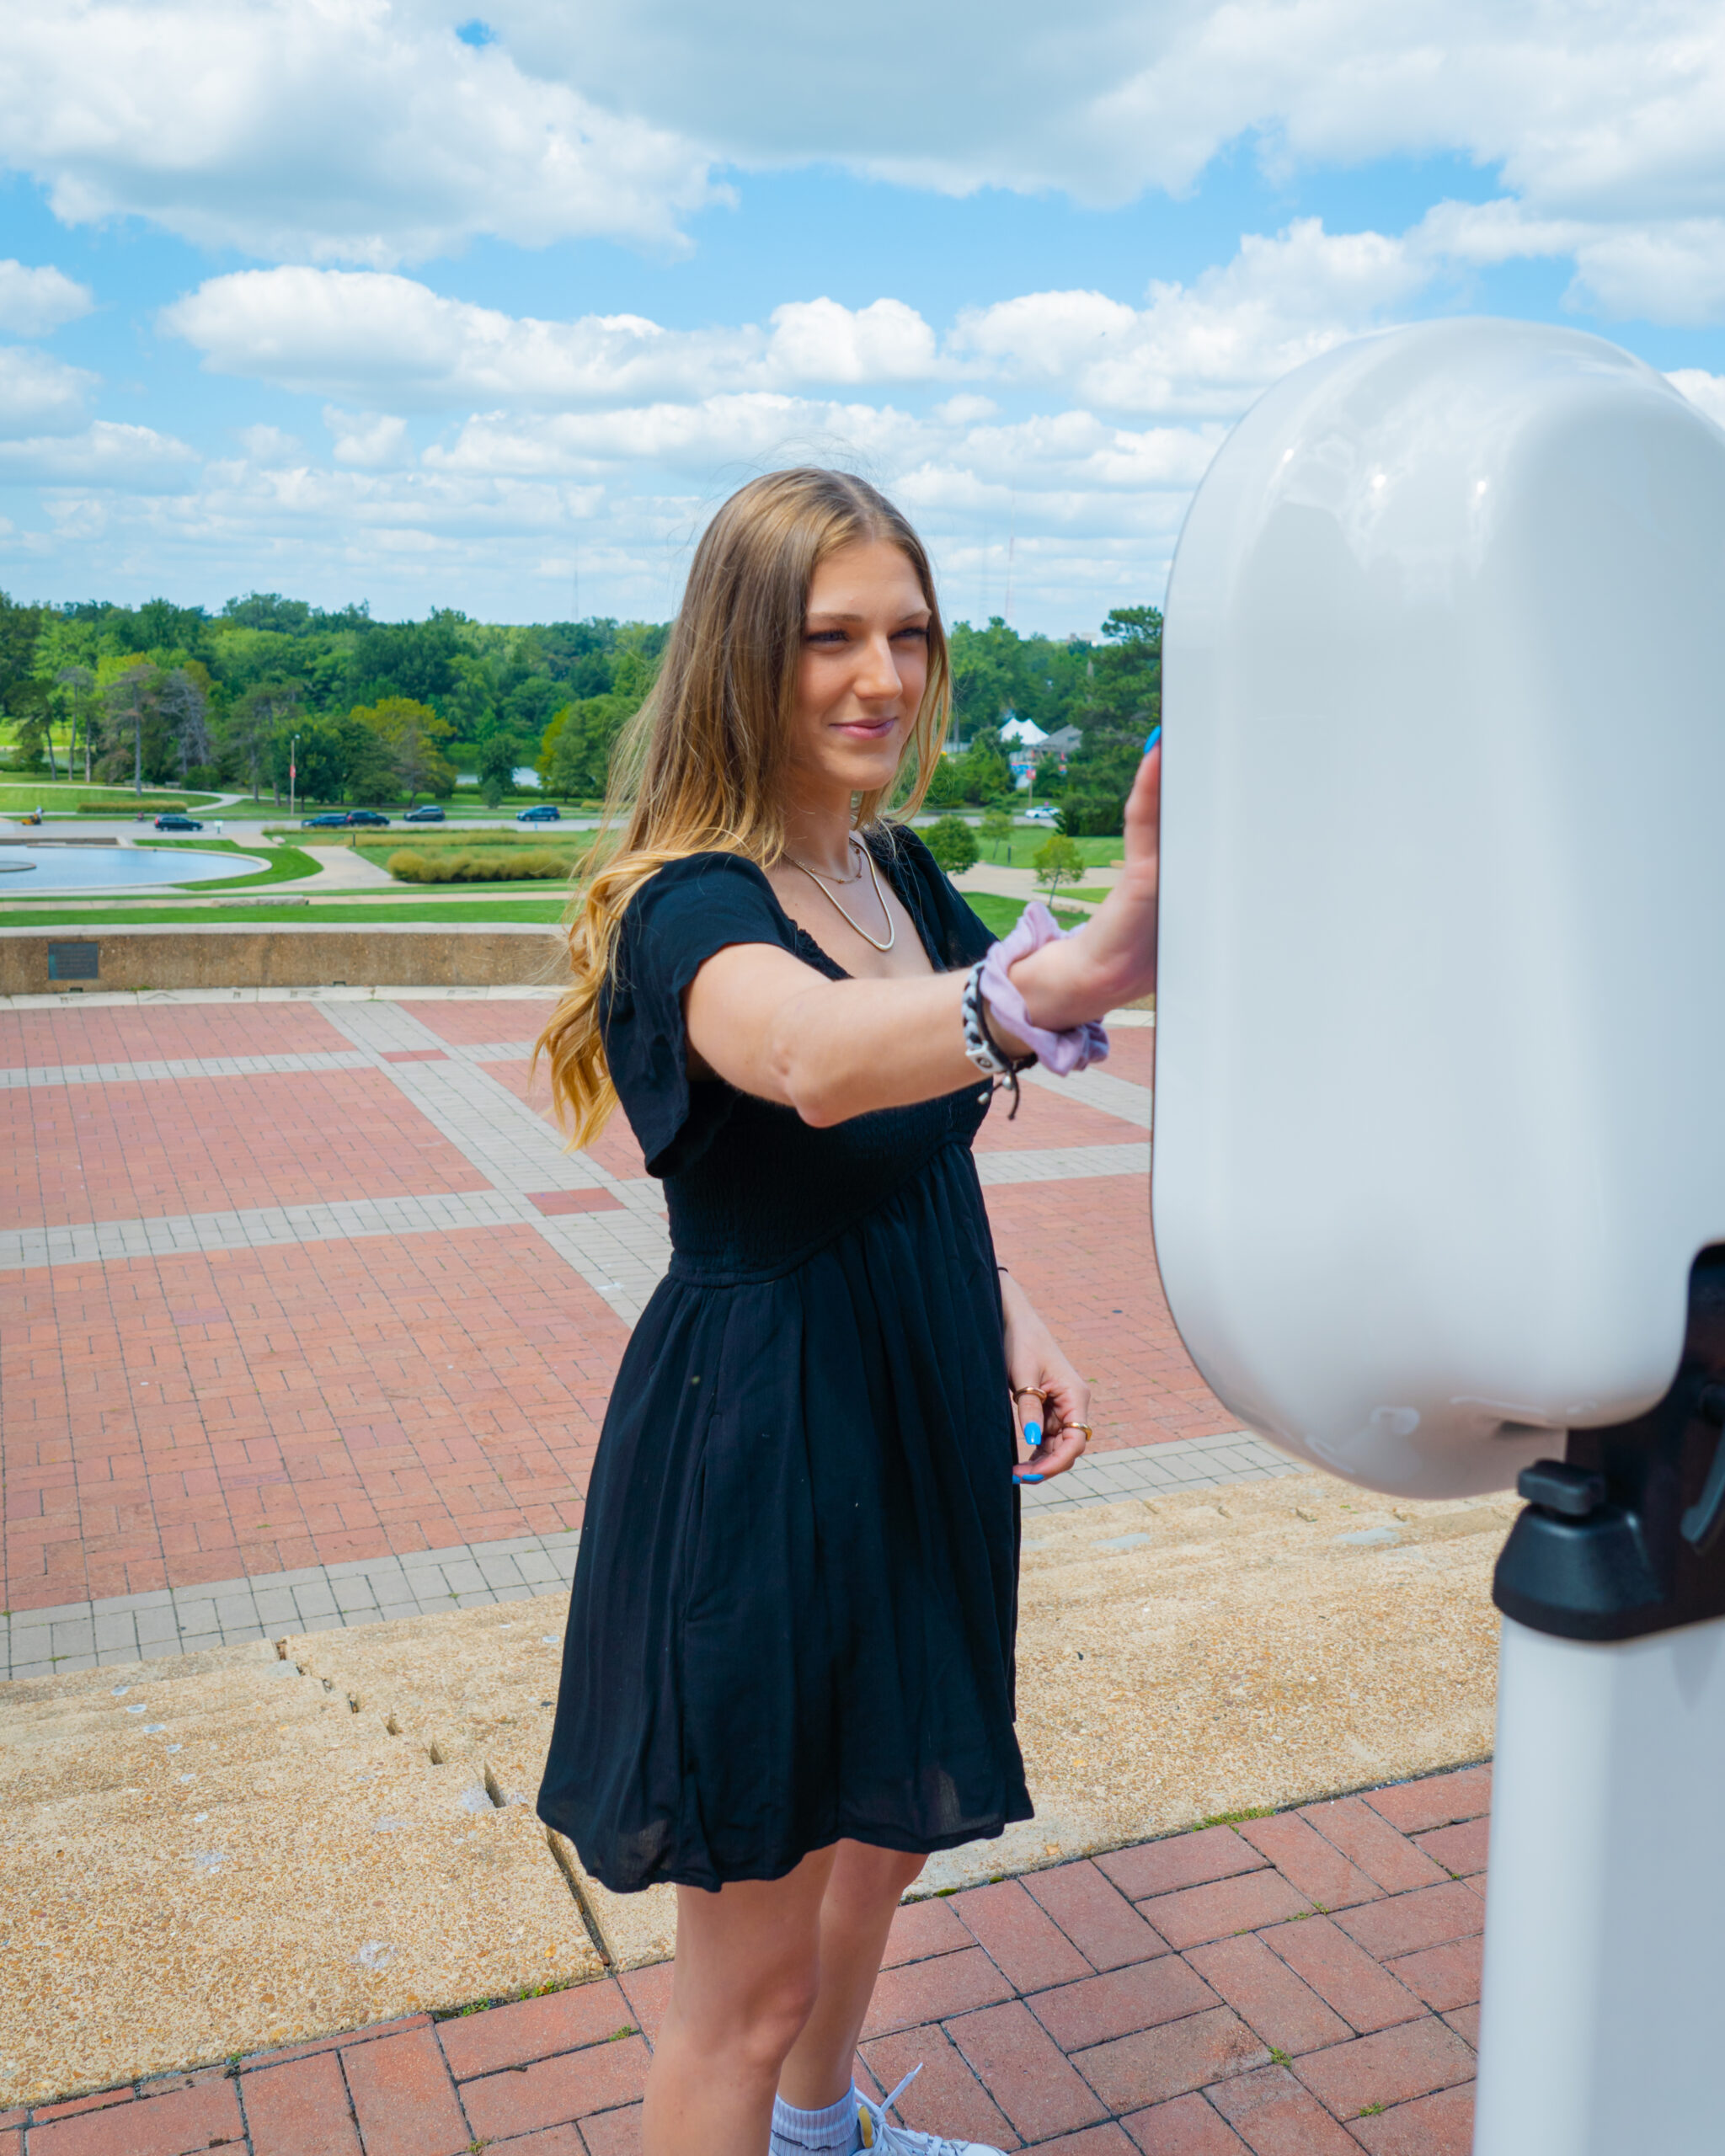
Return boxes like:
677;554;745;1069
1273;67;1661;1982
998;716;1049;747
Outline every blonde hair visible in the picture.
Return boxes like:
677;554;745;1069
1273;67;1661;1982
536;467;951;1146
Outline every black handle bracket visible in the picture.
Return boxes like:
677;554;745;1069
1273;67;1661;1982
1495;1254;1725;1641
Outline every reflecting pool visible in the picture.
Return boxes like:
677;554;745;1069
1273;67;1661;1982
0;845;265;892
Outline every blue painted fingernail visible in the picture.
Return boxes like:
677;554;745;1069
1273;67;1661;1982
1023;1422;1041;1444
1015;1472;1044;1485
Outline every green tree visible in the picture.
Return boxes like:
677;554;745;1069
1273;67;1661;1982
350;695;456;805
951;728;1011;804
921;755;968;809
101;663;164;793
1057;785;1129;838
226;682;301;802
1033;833;1084;901
336;717;401;805
1061;604;1162;835
275;721;350;807
478;731;520;808
1084;606;1162;728
980;806;1014;862
51;665;95;780
158;666;213;787
925;815;979;876
347;610;465;711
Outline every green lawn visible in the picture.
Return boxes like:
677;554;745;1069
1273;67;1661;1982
0;898;570;929
129;840;324;893
964;893;1088;937
0;783;222;813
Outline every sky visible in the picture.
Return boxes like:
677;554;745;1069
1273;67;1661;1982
2;0;1724;636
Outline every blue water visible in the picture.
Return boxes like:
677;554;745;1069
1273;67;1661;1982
0;846;266;893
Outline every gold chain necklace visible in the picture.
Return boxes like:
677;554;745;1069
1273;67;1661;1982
787;838;896;953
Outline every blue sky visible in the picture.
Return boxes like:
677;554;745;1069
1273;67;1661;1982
2;0;1722;634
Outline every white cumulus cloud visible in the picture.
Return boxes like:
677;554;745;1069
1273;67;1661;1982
955;221;1426;415
0;420;196;484
324;408;414;469
1669;369;1725;431
4;0;1725;318
0;0;721;264
161;270;948;407
0;346;97;435
0;259;93;338
162;221;1429;424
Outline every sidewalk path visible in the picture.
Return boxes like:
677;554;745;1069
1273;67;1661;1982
0;1761;1487;2154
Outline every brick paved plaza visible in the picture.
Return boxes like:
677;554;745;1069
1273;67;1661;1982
0;990;1489;2153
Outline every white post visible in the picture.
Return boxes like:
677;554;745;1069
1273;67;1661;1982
1474;1613;1725;2154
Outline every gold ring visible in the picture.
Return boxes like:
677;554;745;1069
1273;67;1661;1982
1070;1423;1093;1447
1012;1386;1047;1402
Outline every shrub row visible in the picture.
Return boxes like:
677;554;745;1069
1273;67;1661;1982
75;798;189;814
387;848;581;883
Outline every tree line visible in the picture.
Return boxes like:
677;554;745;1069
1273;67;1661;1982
0;590;1159;829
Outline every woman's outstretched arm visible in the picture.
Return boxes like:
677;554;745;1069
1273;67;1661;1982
683;750;1159;1126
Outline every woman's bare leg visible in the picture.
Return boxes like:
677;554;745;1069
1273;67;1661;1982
642;1845;836;2156
777;1842;927;2112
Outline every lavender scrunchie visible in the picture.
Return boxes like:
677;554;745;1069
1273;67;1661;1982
980;900;1110;1075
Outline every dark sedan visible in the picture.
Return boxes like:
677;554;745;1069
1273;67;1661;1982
301;812;348;827
515;803;561;822
153;813;204;831
344;809;392;826
403;804;446;823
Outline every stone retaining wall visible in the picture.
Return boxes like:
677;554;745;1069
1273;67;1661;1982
0;922;561;994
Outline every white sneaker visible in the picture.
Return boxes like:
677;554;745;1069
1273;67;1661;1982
856;2066;1007;2154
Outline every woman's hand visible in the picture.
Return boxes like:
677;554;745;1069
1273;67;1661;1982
1001;742;1160;1033
1000;1273;1092;1485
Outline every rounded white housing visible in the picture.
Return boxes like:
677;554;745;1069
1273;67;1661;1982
1154;318;1725;1497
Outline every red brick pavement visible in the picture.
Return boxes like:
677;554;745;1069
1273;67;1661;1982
0;999;1222;1607
0;1227;623;1609
1099;1030;1156;1091
1;1070;486;1230
0;1003;351;1069
971;1090;1145;1155
409;996;568;1045
4;1765;1491;2153
985;1177;1236;1453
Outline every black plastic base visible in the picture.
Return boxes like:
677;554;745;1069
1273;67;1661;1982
1493;1248;1725;1641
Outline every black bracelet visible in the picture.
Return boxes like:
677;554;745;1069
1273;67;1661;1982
962;958;1035;1119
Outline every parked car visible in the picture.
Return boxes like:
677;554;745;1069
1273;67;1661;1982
301;812;347;827
1024;803;1058;822
153;813;204;830
515;803;561;822
403;804;446;823
343;809;391;826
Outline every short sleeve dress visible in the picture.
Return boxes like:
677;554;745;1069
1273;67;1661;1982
537;827;1033;1894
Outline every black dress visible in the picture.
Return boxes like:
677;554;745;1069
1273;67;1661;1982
537;828;1031;1894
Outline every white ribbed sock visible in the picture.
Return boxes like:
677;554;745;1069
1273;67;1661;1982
769;2084;863;2153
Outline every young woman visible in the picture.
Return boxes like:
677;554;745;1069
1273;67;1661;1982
537;468;1160;2156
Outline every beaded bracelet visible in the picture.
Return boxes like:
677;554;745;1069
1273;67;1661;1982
962;957;1034;1117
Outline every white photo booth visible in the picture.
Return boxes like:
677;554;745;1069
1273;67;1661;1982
1154;316;1725;2155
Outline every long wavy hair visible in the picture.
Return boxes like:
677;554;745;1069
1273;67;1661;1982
535;467;952;1146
